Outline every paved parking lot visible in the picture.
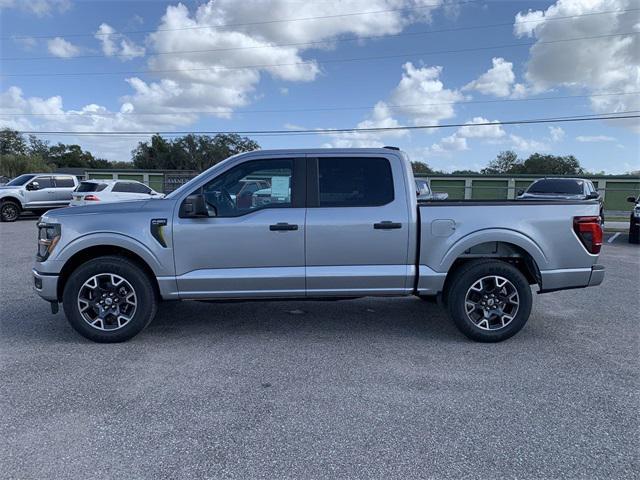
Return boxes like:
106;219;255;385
1;218;638;479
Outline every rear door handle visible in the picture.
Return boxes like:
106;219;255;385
269;223;298;231
374;221;402;230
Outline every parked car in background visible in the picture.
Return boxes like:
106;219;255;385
0;173;78;222
415;178;449;201
0;175;10;186
517;178;604;223
33;148;604;343
70;180;162;206
628;195;640;244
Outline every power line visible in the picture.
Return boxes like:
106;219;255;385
2;91;638;117
13;112;640;137
2;8;635;62
3;31;637;78
3;0;483;40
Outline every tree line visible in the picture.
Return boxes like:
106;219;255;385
0;127;635;179
0;128;260;178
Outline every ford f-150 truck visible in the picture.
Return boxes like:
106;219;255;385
32;148;605;343
1;173;79;222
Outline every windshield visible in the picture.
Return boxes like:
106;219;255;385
6;174;36;186
76;182;107;192
528;179;583;195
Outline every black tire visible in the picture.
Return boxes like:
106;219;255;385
0;200;21;222
446;259;533;342
629;219;640;244
62;255;158;342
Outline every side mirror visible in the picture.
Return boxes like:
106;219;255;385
517;189;524;196
179;193;211;218
628;196;638;203
26;181;40;191
586;192;599;200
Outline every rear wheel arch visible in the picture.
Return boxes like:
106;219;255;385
441;241;541;302
57;245;160;302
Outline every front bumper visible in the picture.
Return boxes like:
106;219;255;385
32;269;59;302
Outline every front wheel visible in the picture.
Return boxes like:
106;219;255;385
62;256;158;342
0;200;21;222
446;260;533;342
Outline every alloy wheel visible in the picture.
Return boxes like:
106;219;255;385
1;203;19;222
77;273;137;331
464;275;519;331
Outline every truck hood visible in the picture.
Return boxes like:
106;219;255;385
0;186;21;193
43;199;151;219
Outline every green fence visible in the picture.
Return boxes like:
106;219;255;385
417;175;640;212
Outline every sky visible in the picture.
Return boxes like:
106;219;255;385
0;0;638;173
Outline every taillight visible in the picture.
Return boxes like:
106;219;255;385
84;194;100;201
573;216;602;254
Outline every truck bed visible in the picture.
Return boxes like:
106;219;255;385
416;199;603;294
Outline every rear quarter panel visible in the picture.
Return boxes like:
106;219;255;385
418;201;601;292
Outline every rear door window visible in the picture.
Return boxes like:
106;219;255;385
317;157;394;207
53;176;75;188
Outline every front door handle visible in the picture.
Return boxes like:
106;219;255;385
374;221;402;230
269;223;298;231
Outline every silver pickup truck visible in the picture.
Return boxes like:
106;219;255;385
32;148;604;343
1;173;79;222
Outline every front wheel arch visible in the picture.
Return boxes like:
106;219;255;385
57;245;160;302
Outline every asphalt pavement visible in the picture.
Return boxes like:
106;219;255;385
1;218;638;480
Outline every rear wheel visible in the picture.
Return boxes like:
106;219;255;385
0;200;21;222
446;260;532;342
62;256;158;342
629;217;640;244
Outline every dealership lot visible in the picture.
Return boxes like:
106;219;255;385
1;219;638;479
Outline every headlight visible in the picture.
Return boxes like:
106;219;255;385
37;222;61;261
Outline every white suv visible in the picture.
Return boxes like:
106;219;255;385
70;180;162;206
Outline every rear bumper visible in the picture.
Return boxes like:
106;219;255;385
539;264;605;293
588;264;605;287
32;269;59;302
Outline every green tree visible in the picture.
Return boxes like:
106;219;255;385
411;161;435;175
131;133;260;171
482;150;522;174
0;129;27;155
520;153;583;175
0;154;52;178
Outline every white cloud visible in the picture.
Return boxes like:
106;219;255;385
47;37;80;58
0;86;194;160
514;0;639;130
12;36;38;50
127;1;449;125
95;23;145;60
389;63;464;125
463;57;516;97
509;134;548;152
425;117;505;155
323;101;408;148
0;0;71;16
456;116;506;139
549;126;565;142
576;135;616;142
